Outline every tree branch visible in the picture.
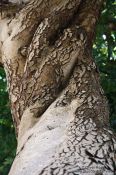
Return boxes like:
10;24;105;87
73;0;104;46
107;18;116;31
1;0;83;134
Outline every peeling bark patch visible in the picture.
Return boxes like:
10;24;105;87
39;117;115;175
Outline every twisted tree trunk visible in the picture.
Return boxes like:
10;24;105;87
0;0;116;174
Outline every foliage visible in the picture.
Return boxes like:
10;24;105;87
93;0;116;132
0;0;115;174
0;68;16;175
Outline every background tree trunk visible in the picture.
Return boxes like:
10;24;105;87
0;0;115;174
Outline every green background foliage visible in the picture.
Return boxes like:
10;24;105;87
0;0;116;174
93;0;116;132
0;68;16;175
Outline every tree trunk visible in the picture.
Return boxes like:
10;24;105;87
0;0;116;174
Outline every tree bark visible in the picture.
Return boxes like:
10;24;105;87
0;0;116;174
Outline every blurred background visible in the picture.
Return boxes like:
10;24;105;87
0;0;116;174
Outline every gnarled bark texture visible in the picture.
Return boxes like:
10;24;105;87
0;0;116;174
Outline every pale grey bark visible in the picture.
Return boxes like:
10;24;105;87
0;0;116;174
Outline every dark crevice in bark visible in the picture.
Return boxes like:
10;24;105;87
48;2;83;45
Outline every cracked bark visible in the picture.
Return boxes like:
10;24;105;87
0;0;116;174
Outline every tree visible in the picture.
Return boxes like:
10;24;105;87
0;0;116;174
